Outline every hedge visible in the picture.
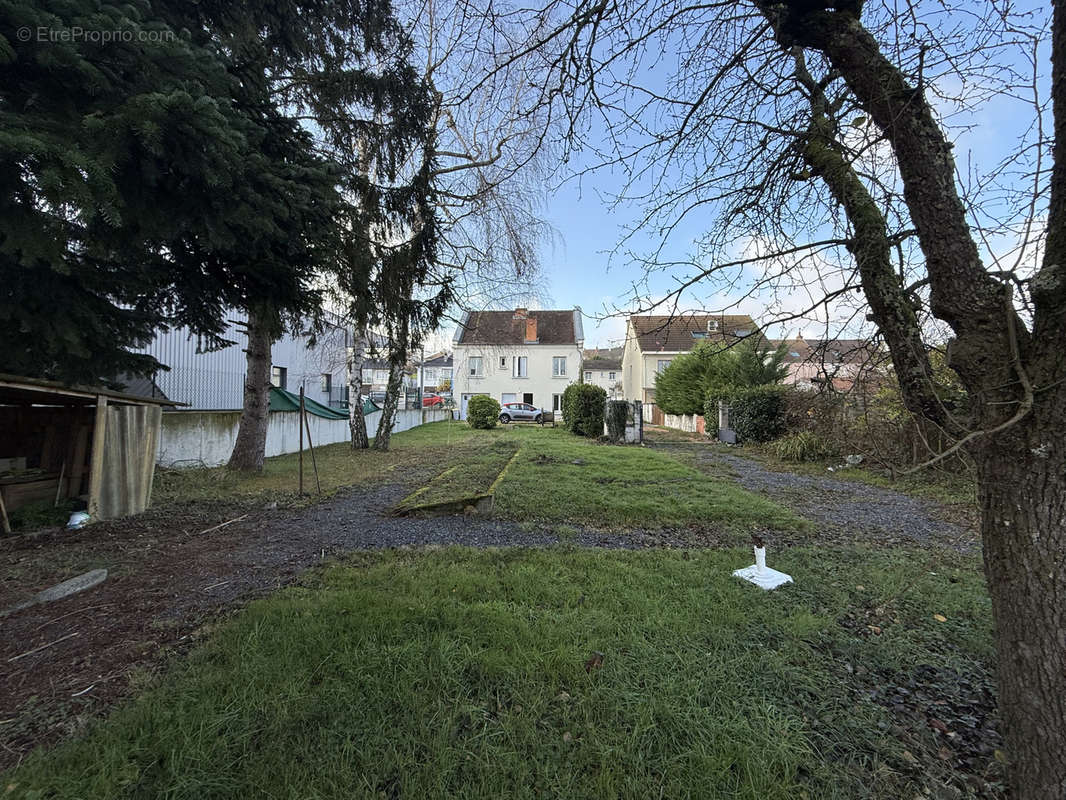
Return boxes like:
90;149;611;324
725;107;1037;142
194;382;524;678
605;400;629;443
562;383;607;437
726;385;789;443
467;395;501;429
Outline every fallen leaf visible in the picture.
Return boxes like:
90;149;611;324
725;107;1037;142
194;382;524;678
937;746;953;761
556;691;571;702
929;718;950;734
933;614;948;623
901;750;917;764
994;749;1008;764
855;585;865;591
867;624;882;635
562;731;572;742
584;651;604;672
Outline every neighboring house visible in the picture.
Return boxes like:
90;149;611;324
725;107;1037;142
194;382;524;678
621;314;757;412
359;358;394;394
417;352;454;392
773;334;884;393
452;308;584;419
129;311;350;411
582;347;623;398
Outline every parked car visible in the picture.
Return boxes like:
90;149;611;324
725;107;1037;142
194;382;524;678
422;393;444;408
498;402;547;424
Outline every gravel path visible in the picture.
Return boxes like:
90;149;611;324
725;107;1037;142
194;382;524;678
649;442;972;549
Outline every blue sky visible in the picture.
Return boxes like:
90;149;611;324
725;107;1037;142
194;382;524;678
516;1;1052;350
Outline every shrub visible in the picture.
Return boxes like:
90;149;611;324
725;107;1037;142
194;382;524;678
654;351;708;415
605;400;629;443
727;385;789;443
562;383;607;437
702;387;734;438
466;395;501;429
770;431;836;462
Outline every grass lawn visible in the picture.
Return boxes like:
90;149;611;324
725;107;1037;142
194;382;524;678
151;420;499;507
152;422;806;535
491;425;806;532
6;546;997;799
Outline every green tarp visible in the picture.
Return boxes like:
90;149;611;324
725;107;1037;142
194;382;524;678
268;386;348;420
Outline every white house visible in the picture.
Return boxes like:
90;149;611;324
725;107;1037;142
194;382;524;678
452;308;584;419
417;352;454;392
582;348;623;398
621;314;756;419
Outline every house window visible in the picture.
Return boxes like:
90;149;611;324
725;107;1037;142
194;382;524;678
320;373;332;394
514;356;528;377
657;359;672;373
609;372;616;381
469;356;483;377
523;392;534;405
271;366;287;390
584;371;592;381
552;356;567;377
499;356;508;369
552;393;562;412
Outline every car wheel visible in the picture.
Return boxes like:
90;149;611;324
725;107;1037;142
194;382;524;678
534;414;543;424
499;414;510;423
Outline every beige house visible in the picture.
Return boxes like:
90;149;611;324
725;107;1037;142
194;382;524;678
452;308;584;419
582;348;623;398
621;314;757;414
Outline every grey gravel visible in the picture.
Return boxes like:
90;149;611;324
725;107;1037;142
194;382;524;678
650;442;971;548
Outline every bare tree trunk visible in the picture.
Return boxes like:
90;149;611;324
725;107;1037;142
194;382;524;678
976;410;1066;799
347;329;369;449
228;307;274;472
372;355;405;451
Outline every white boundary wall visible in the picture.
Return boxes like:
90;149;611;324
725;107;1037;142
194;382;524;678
157;408;451;467
662;413;705;434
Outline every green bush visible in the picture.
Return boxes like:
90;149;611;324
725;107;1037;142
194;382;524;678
726;385;789;443
769;431;836;462
562;383;607;437
605;400;629;443
654;351;708;415
466;395;501;429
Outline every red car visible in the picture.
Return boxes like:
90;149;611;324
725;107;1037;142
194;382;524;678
422;393;444;408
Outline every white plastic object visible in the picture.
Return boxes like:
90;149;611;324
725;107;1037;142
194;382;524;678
733;546;793;590
66;511;90;529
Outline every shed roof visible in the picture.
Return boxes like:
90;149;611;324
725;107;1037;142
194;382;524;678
0;374;180;407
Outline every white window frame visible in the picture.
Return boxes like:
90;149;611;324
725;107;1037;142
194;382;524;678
657;359;672;373
469;356;483;377
609;372;616;381
584;371;592;381
499;355;508;369
513;356;528;377
552;356;567;377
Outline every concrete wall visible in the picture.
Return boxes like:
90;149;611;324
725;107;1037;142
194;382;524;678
662;413;705;434
157;408;451;467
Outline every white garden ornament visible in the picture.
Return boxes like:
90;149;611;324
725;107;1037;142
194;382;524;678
733;542;793;590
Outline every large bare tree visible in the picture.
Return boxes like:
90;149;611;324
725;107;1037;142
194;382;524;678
476;0;1060;795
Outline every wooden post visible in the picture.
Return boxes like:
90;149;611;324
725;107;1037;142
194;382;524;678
87;395;108;519
298;387;305;495
0;490;11;535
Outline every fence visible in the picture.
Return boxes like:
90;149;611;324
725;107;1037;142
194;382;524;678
157;407;452;468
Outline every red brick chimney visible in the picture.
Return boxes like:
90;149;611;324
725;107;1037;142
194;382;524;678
513;307;528;319
525;316;538;342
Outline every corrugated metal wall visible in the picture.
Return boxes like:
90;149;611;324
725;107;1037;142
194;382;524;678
132;312;349;410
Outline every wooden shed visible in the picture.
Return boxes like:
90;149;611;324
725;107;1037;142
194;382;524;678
0;374;171;532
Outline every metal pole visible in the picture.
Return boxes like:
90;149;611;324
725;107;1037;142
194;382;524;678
299;386;305;495
303;407;322;494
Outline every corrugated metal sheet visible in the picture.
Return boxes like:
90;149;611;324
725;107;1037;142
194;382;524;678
131;312;349;411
